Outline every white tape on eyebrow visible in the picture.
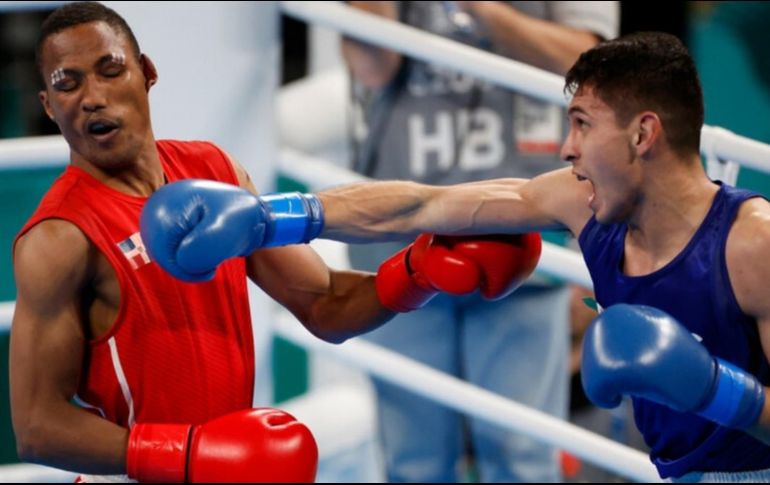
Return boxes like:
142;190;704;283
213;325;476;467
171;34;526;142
110;52;126;65
50;68;65;85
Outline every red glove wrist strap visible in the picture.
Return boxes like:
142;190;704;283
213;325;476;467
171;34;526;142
127;423;192;483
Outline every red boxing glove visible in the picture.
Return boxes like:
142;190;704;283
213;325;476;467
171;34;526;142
126;408;318;483
433;233;542;299
376;232;542;312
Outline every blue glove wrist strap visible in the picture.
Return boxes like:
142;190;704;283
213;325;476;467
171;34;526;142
261;193;324;247
699;358;765;428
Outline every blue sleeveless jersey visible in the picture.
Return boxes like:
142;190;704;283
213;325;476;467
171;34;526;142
579;182;770;478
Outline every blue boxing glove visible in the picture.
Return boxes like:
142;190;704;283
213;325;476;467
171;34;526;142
140;179;324;282
581;304;765;428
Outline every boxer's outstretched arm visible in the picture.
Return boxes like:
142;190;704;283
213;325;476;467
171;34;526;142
318;166;593;242
11;220;129;474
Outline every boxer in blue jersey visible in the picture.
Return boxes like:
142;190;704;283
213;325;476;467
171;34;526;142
142;32;770;481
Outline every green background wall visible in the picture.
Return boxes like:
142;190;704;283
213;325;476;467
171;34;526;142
0;167;64;463
691;2;770;193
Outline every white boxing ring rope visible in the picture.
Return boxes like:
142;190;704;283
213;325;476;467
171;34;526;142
283;1;566;103
0;135;68;170
1;2;770;482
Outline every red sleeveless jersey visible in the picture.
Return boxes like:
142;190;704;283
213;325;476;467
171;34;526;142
16;140;255;427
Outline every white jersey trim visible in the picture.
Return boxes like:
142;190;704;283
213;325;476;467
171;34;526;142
108;336;136;428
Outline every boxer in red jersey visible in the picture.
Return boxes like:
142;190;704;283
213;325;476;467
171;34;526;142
10;2;539;482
